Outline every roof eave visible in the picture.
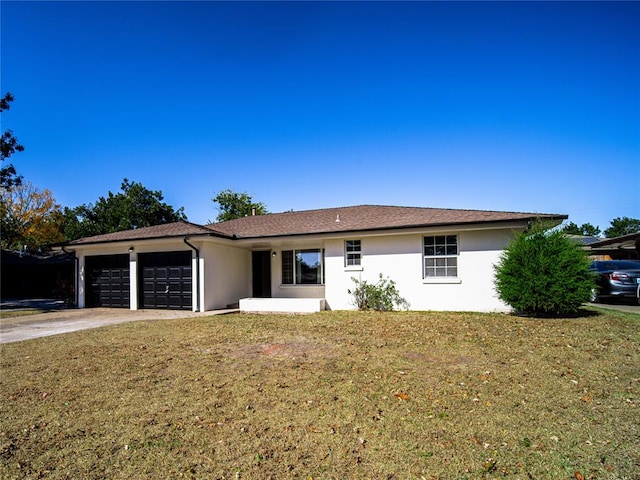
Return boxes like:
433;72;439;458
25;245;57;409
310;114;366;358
230;215;567;240
589;232;640;248
63;231;231;248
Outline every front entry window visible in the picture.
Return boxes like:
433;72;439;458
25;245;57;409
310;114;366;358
282;249;324;285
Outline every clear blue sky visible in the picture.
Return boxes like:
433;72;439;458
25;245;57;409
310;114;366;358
2;1;638;231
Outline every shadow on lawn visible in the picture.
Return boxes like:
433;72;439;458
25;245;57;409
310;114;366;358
512;307;601;319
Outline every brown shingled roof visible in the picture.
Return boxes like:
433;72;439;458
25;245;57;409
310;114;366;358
67;221;218;246
65;206;567;245
209;205;567;239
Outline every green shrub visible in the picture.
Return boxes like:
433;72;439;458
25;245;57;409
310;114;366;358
494;221;595;317
348;274;410;311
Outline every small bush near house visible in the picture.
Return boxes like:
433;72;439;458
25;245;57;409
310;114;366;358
348;273;410;311
494;221;595;317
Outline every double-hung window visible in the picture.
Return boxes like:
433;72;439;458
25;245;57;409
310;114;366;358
423;235;458;278
282;249;325;285
345;240;361;266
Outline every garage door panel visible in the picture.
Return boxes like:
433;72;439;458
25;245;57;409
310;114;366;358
169;266;185;277
156;267;168;280
139;251;192;310
169;294;190;308
86;255;130;308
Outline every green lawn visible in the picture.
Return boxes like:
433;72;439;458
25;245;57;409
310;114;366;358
1;308;638;479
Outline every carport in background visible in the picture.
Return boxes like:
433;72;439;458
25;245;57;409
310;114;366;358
138;251;192;310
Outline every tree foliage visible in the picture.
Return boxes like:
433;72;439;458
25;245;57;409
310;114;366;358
561;221;601;237
348;274;410;311
211;189;268;222
604;217;640;238
1;92;25;189
62;178;187;240
0;181;64;251
494;222;594;317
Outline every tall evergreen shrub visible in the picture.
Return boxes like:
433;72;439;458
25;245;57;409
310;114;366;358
494;222;595;317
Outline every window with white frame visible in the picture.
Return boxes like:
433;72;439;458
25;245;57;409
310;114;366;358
423;235;458;278
345;240;361;266
282;249;325;285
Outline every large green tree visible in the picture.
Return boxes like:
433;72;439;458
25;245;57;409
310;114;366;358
1;92;25;189
561;221;601;237
211;189;268;222
604;217;640;238
62;179;187;240
494;221;594;317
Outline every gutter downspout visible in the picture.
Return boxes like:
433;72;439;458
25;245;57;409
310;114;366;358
61;245;79;307
183;237;200;312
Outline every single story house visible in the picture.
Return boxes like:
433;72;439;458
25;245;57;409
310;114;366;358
63;205;566;313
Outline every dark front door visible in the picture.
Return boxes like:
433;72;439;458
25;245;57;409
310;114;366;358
252;251;271;298
139;251;192;310
85;254;130;308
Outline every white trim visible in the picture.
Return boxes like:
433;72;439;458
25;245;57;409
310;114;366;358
279;284;325;289
129;252;138;310
344;266;364;272
423;277;462;284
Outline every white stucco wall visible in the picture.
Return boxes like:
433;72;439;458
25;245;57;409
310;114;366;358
74;239;248;312
200;243;251;311
324;228;515;312
129;243;201;311
72;225;519;313
201;242;251;310
75;244;136;309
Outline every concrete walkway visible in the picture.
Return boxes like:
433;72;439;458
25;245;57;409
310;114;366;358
0;306;237;344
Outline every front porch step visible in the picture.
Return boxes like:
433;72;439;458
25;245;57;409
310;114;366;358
239;297;325;313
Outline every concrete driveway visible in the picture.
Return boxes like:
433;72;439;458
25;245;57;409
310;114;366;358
0;306;235;344
588;301;640;314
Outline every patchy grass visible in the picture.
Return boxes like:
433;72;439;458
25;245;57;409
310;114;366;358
1;309;638;479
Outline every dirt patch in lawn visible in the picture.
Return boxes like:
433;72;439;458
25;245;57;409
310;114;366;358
234;341;339;361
